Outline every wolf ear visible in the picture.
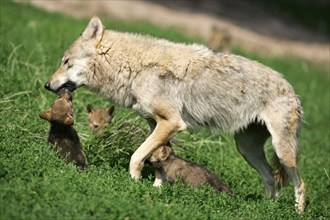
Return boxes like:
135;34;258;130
86;104;94;114
82;16;104;42
108;106;115;116
39;110;51;121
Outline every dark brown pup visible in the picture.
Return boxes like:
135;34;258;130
39;89;88;169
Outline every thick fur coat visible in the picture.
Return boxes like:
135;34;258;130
44;17;305;213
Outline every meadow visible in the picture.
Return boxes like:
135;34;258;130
0;2;329;219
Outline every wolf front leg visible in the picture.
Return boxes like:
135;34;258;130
145;119;167;186
129;116;186;180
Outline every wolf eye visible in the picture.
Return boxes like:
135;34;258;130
63;58;69;65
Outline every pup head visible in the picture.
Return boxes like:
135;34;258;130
39;89;74;126
149;145;173;167
43;16;105;94
86;104;114;133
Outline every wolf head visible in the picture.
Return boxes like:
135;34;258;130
86;104;114;134
39;89;74;126
44;16;104;94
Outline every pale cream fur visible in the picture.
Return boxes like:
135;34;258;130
44;16;305;213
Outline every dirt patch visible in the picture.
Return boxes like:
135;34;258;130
23;0;329;70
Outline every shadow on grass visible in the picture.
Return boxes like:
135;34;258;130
84;122;148;169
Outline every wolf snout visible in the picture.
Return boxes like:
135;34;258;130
44;81;57;93
44;81;51;91
44;80;77;94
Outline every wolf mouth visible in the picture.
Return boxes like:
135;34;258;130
44;81;77;94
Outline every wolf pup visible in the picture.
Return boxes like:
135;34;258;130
86;104;114;134
149;145;231;193
39;89;88;169
44;16;305;212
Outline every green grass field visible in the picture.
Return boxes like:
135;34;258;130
1;2;329;219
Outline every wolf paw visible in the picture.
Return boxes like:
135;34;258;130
130;169;141;180
129;164;142;180
295;181;306;214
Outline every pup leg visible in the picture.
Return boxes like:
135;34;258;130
153;168;167;187
264;114;305;214
234;122;275;197
130;116;186;180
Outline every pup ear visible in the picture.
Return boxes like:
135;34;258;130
108;106;115;116
160;145;172;161
81;16;104;42
39;110;51;121
64;113;74;126
86;104;94;113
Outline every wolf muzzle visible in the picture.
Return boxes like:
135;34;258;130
44;81;77;94
44;81;52;91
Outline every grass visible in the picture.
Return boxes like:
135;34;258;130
263;0;330;35
1;1;329;219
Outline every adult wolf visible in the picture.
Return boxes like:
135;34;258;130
44;16;305;213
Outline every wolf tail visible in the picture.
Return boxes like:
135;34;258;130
271;152;289;191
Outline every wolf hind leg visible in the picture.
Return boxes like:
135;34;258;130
263;108;305;213
234;122;276;197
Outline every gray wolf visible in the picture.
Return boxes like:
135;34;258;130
87;104;114;134
39;89;88;169
149;145;231;193
44;16;305;213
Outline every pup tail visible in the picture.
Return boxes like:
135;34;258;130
271;152;289;191
208;174;232;194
